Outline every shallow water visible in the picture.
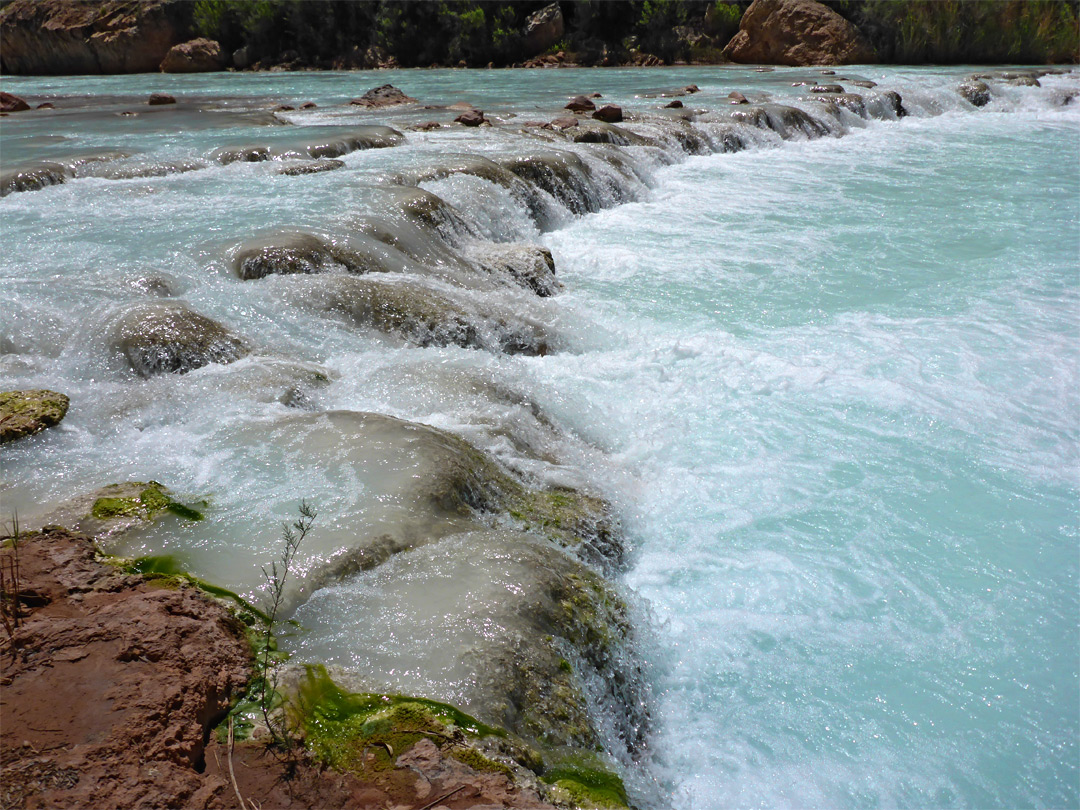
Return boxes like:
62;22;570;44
2;65;1077;808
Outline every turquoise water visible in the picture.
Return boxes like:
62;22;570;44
2;66;1077;808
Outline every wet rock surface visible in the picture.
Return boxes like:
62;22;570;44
0;390;69;443
0;91;30;112
111;302;249;376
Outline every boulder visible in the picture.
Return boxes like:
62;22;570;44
147;92;175;105
809;83;845;93
0;389;69;443
957;80;991;107
853;79;877;88
159;37;224;72
454;109;486;127
350;84;417;108
550;116;578;129
728;91;749;104
0;91;30;112
0;162;71;197
592;104;623;123
470;243;561;297
0;0;188;75
523;2;564;57
565;95;595;112
287;275;554;356
664;99;684;108
722;0;875;66
111;303;249;377
35;102;55;109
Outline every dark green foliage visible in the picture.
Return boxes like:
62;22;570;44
834;0;1079;64
182;0;1076;67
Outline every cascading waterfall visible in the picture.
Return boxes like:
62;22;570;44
2;65;1077;808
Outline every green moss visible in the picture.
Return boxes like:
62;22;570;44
508;487;615;553
88;482;204;522
294;665;506;776
91;496;142;519
123;554;269;623
448;746;512;776
542;763;629;808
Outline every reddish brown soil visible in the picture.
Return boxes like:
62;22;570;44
0;529;554;809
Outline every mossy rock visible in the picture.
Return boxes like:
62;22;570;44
542;759;629;808
0;389;69;443
507;487;623;570
112;302;249;376
293;665;507;776
89;482;204;522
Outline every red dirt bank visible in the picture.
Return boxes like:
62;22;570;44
0;529;553;809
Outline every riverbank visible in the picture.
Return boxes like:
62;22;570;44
1;0;1076;76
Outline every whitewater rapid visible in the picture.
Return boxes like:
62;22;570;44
2;65;1077;809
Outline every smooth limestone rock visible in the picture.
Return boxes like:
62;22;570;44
0;0;187;75
0;161;71;196
301;528;647;757
499;151;600;216
0;389;69;443
159;37;224;72
282;274;554;356
723;0;875;66
468;243;562;297
957;80;992;107
211;126;403;164
110;302;249;377
231;230;410;279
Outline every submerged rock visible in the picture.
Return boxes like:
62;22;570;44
279;158;346;176
469;243;562;297
159;37;225;73
212;126;403;164
723;0;875;66
0;161;71;196
35;481;205;541
231;230;409;279
111;302;249;377
958;80;991;107
0;389;69;443
283;274;554;356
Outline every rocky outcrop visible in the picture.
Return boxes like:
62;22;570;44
0;390;69;443
454;108;486;127
0;91;30;112
0;527;252;809
349;84;417;108
110;303;249;377
523;2;564;57
0;0;189;75
723;0;875;66
159;37;224;73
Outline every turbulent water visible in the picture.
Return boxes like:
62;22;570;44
2;66;1077;809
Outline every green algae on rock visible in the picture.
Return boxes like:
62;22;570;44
542;760;630;809
90;481;204;522
0;389;69;443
